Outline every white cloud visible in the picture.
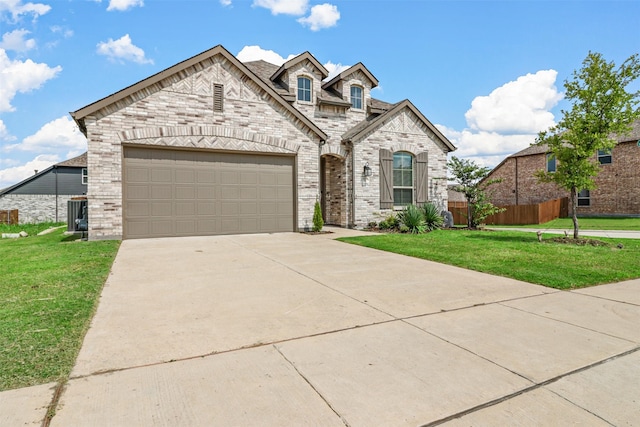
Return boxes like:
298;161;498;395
236;45;349;83
0;0;51;21
253;0;308;15
0;48;62;112
220;0;231;6
5;116;87;153
465;70;562;134
438;70;562;168
96;34;153;64
50;25;73;38
106;0;143;12
0;153;59;188
236;45;296;65
298;3;339;31
0;28;35;51
323;60;350;80
0;118;15;141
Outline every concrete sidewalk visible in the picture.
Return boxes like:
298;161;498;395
4;228;639;426
488;227;640;239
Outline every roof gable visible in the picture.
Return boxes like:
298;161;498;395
71;45;327;141
0;153;87;196
322;62;379;90
342;99;456;152
270;51;328;82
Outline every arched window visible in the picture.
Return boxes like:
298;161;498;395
350;85;363;109
297;76;312;102
393;152;413;206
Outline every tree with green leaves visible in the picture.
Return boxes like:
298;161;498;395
536;52;640;239
447;156;503;229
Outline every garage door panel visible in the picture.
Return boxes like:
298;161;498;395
176;202;196;216
124;147;294;239
197;202;216;215
127;202;149;217
220;202;238;215
151;169;172;182
175;186;195;199
151;185;172;199
260;186;277;199
126;185;149;199
151;202;172;216
197;186;215;199
151;220;173;236
127;168;149;183
259;173;277;185
175;220;196;235
175;169;195;183
240;187;257;199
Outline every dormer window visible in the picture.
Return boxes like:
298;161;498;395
350;85;363;109
297;76;312;102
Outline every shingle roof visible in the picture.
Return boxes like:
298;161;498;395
56;152;87;167
509;118;640;159
0;152;87;196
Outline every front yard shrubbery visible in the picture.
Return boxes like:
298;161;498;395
372;202;443;234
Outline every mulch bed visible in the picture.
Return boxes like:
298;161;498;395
544;237;611;247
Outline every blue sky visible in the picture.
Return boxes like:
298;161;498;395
1;0;639;188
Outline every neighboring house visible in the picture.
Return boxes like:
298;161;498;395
485;119;640;216
0;152;88;223
70;45;455;240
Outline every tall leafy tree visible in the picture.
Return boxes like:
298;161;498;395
536;52;640;238
447;156;503;229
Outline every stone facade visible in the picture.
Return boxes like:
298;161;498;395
486;139;640;216
72;45;455;239
0;194;84;224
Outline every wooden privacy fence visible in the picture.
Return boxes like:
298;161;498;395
448;197;568;226
0;209;19;225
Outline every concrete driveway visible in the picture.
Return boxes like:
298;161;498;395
6;228;639;426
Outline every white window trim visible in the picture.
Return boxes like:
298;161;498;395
81;168;88;185
392;152;414;208
297;76;313;103
350;85;363;110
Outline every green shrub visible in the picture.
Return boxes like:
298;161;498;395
421;202;444;231
312;200;324;232
399;204;426;234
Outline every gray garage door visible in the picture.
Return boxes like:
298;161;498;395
123;147;295;239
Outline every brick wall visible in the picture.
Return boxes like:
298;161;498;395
0;194;84;224
84;54;322;239
487;141;640;216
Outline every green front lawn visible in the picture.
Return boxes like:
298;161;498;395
339;230;640;289
0;226;119;391
491;216;640;230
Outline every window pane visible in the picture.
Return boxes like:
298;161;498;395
393;170;402;185
350;86;362;109
394;189;412;206
546;153;556;172
297;77;311;102
402;170;413;187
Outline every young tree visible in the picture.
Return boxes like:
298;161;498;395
536;52;640;239
447;156;503;229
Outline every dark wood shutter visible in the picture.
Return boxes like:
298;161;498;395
380;149;393;209
416;151;429;204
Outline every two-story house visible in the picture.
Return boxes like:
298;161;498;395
70;45;455;240
485;119;640;216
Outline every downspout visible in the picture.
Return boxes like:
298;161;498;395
514;157;519;205
54;165;58;222
349;141;356;228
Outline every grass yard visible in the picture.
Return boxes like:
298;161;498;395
491;216;640;230
0;224;119;391
339;230;640;289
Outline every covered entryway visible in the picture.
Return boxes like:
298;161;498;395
123;146;295;239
